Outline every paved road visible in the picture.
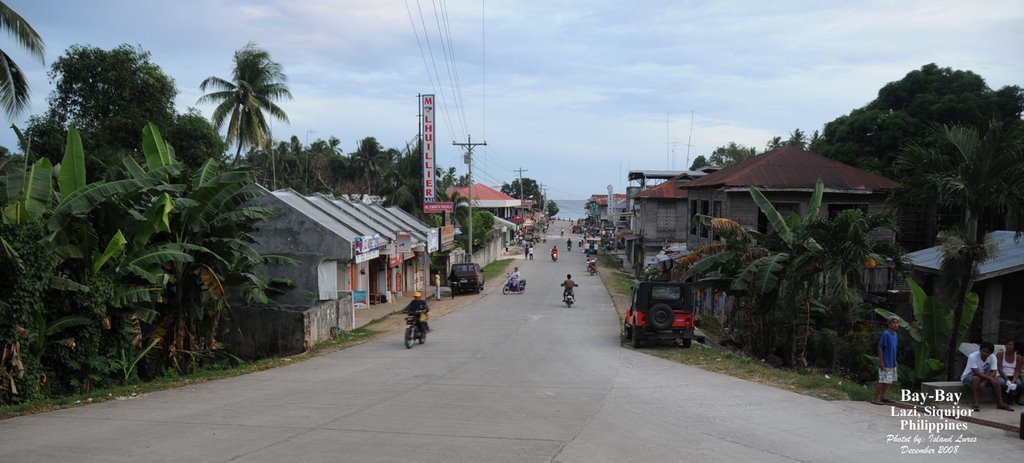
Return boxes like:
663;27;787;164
2;223;1022;462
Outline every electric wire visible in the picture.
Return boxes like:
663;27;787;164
414;0;463;144
403;0;459;147
433;0;469;138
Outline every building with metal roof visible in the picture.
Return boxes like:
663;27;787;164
907;230;1024;344
683;147;901;251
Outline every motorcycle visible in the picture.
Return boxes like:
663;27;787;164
551;251;559;262
502;277;527;295
564;290;575;308
404;311;428;349
587;260;598;276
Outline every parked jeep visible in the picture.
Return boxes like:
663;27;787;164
623;282;695;348
450;263;484;294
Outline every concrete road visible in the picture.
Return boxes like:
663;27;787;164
2;224;1022;462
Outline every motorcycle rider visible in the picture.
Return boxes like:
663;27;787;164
551;245;558;260
560;274;577;302
586;258;597;274
508;267;521;289
405;291;430;332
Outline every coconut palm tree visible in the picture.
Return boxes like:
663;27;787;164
0;2;43;118
896;120;1024;379
350;137;390;194
197;43;292;166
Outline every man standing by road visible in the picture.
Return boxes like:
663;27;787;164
871;317;899;405
433;272;441;301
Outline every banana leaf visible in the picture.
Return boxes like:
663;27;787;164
58;128;86;197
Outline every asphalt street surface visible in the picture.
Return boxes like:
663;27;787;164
2;222;1022;462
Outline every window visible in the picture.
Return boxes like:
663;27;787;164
700;200;710;238
712;201;722;241
757;203;799;234
651;285;682;301
827;203;868;220
689;200;698;235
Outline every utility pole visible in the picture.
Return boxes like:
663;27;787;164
514;167;528;215
453;135;486;262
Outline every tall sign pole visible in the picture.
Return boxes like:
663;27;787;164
454;135;486;261
421;95;436;203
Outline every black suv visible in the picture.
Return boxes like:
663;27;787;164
450;263;484;294
624;282;695;348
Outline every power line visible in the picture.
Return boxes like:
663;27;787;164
414;0;462;143
403;0;458;146
434;0;469;138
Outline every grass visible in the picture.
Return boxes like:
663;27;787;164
639;342;873;401
594;251;873;402
483;258;514;280
597;253;634;297
0;326;383;420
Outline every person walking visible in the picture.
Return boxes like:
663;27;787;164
871;317;900;405
433;272;442;301
528;245;534;260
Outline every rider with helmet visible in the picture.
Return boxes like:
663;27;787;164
405;291;430;332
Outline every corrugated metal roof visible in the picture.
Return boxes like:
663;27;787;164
307;196;395;240
683;146;902;191
907;231;1024;281
269;189;361;241
634;180;689;199
588;194;628;205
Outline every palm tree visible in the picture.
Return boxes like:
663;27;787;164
896;120;1024;379
350;137;389;194
197;43;292;166
0;2;43;118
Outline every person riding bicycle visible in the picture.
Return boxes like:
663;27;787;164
405;291;430;332
560;274;577;302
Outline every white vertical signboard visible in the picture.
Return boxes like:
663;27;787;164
421;94;435;203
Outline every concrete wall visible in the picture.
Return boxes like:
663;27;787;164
470;229;505;268
223;293;355;359
638;198;688;243
248;194;351;307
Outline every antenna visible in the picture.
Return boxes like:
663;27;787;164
686;110;694;169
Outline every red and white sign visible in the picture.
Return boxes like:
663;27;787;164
423;201;453;214
421;94;435;203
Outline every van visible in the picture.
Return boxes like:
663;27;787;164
450;263;484;294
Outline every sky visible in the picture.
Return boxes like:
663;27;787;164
3;0;1022;200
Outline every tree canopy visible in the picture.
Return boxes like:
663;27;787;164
707;142;757;167
818;63;1024;177
40;44;177;153
500;177;543;206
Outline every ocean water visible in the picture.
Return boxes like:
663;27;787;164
550;199;588;220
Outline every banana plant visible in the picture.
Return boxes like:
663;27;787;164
875;278;978;383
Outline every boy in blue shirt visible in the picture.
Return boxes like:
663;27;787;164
871;317;900;405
